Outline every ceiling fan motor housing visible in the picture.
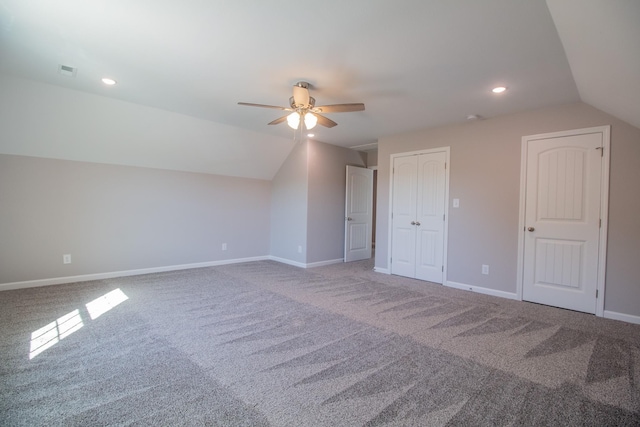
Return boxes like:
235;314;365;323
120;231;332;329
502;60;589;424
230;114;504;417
290;96;315;110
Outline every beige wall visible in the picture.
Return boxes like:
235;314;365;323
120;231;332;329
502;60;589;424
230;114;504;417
376;102;640;318
307;141;366;263
0;155;272;285
365;150;378;168
270;139;366;265
270;142;309;263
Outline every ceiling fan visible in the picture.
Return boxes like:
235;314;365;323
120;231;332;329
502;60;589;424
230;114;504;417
238;81;365;130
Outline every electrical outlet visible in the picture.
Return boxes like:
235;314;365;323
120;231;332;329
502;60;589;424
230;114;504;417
453;198;460;208
222;243;227;251
63;254;71;264
482;264;489;275
298;245;302;253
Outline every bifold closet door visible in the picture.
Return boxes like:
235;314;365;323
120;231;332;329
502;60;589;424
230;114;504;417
391;156;418;278
391;152;446;283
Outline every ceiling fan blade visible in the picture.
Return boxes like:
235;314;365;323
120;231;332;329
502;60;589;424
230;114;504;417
238;102;291;111
292;85;310;107
314;103;365;113
315;113;338;128
268;115;289;125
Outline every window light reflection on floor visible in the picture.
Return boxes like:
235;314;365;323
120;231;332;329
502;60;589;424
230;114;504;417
29;309;84;359
28;288;128;360
85;288;129;320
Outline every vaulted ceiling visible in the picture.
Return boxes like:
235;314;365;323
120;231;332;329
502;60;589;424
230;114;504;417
1;0;638;177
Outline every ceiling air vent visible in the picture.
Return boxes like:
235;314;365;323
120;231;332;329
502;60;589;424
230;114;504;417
58;64;77;77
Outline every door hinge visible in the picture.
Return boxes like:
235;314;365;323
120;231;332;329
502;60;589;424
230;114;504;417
442;265;444;272
390;258;392;264
443;214;445;221
599;218;602;228
445;162;447;170
596;289;599;298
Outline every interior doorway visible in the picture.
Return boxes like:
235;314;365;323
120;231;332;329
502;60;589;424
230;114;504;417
344;165;374;262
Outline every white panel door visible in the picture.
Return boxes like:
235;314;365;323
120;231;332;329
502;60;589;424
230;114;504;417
415;152;446;282
391;152;446;284
391;156;418;277
522;132;603;313
344;166;374;262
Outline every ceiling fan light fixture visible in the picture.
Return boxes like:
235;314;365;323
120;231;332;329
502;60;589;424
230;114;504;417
287;112;300;129
238;82;364;130
304;112;317;130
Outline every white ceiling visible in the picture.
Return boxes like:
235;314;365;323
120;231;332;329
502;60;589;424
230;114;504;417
0;0;638;173
546;0;640;131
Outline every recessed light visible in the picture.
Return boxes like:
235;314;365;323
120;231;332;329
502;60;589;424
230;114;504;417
492;86;507;94
101;78;117;85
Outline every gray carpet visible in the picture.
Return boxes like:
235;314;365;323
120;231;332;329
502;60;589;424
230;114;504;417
1;259;639;426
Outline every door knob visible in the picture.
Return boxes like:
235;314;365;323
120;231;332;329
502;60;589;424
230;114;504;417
410;221;416;225
527;227;535;232
415;221;421;226
347;217;353;221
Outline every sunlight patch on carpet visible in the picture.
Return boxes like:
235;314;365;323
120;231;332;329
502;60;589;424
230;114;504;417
86;288;129;320
28;288;129;360
29;309;84;359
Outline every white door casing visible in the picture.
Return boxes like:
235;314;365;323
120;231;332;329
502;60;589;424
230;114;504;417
390;148;449;283
518;126;610;315
344;165;374;262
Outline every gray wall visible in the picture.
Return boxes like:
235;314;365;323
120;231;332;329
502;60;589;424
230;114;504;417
0;154;271;284
270;139;367;265
365;150;378;168
1;137;366;284
376;102;640;317
270;142;309;263
307;141;366;263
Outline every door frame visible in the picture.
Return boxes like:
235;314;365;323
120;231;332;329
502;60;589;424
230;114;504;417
516;126;610;316
388;147;451;283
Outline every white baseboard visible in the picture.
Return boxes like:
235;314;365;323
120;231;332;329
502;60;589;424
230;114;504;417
374;267;390;274
307;258;344;268
0;256;270;291
445;280;518;300
268;256;306;269
267;256;343;269
603;310;640;325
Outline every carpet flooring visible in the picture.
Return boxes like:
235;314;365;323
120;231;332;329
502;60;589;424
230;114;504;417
1;259;639;426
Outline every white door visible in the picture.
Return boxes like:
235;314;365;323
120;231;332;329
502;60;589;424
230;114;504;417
391;151;447;283
391;156;418;277
522;131;606;313
415;152;447;282
344;165;374;262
